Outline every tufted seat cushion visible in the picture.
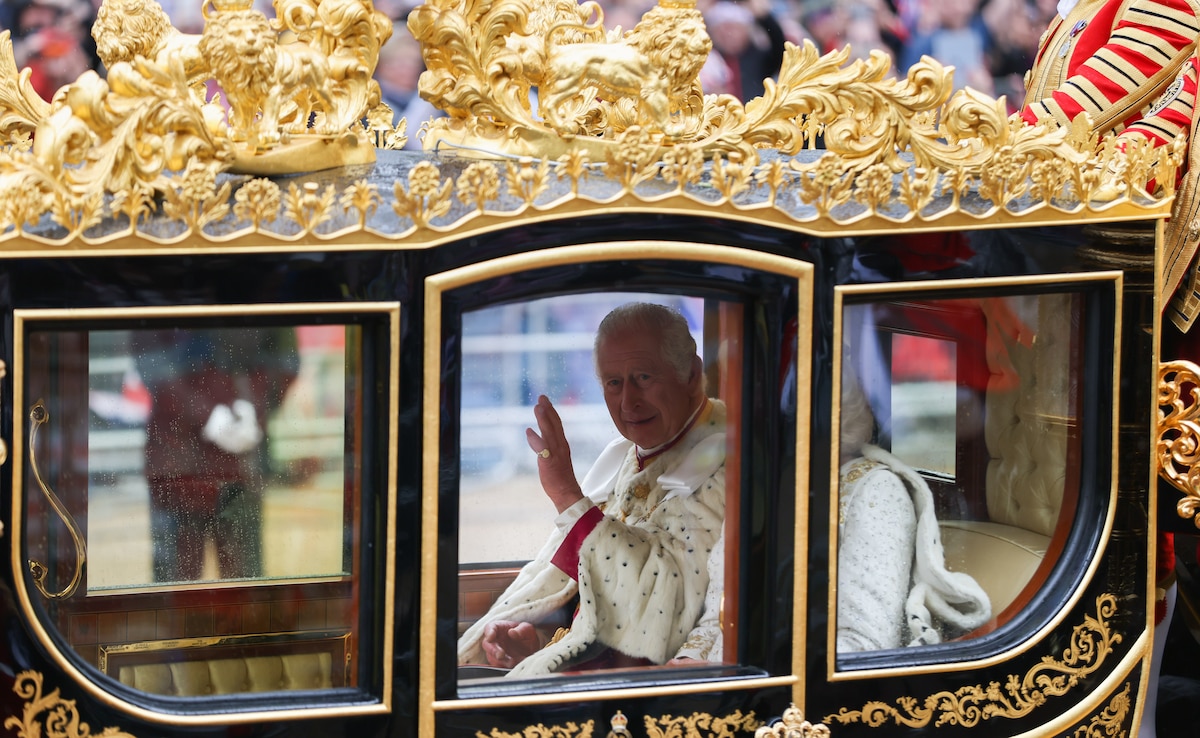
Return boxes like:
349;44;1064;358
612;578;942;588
938;520;1050;616
117;652;334;696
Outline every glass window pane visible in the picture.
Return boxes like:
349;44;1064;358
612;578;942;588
890;334;957;476
17;308;392;704
456;293;740;684
837;291;1080;656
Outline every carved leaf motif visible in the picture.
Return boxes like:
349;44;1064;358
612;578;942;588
234;178;284;229
457;161;501;212
0;31;50;141
283;182;336;233
341;179;382;228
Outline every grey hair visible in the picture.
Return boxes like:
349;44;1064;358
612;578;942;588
840;364;876;460
594;302;697;383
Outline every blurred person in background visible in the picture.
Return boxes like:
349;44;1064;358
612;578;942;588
703;0;786;101
799;0;846;53
978;0;1047;109
21;25;90;98
375;30;442;148
899;0;993;93
842;0;901;69
5;0;99;78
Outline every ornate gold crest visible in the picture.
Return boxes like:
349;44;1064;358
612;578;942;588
0;0;1184;243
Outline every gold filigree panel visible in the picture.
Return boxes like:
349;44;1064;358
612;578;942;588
823;594;1121;728
479;710;763;738
1158;360;1200;526
1070;683;1130;738
5;670;136;738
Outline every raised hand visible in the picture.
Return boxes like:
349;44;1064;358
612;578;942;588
525;395;584;514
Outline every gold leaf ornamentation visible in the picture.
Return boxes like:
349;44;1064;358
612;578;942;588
1157;360;1200;526
556;150;592;196
161;160;232;232
476;720;595;738
393;161;452;229
456;162;501;213
752;706;827;738
505;157;550;206
852;163;893;214
710;155;753;202
643;710;761;738
795;153;853;217
1070;683;1130;738
341;179;383;228
4;670;136;738
824;594;1122;728
283;182;337;234
234;178;284;230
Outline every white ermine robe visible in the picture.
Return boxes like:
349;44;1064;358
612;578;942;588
458;400;726;677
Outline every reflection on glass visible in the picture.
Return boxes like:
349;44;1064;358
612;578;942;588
86;325;350;590
456;294;736;682
890;334;956;476
837;293;1078;656
458;293;703;564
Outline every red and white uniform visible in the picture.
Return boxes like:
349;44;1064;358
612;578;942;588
1021;0;1200;143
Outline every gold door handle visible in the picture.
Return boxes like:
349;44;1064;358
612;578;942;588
26;401;86;599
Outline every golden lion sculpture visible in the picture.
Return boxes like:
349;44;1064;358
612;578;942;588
91;0;207;90
199;8;338;149
538;2;710;137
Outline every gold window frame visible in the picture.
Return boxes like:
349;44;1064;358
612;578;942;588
10;302;400;724
419;241;814;737
828;273;1123;681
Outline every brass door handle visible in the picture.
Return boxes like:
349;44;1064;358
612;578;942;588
26;401;86;599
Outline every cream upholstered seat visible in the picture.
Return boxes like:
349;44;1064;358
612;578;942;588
936;294;1072;619
117;652;334;696
939;520;1049;615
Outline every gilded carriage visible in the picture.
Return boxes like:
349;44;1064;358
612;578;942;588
0;0;1193;735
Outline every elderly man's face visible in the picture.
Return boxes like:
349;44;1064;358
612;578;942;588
596;326;701;449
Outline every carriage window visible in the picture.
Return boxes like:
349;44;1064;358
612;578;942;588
15;305;396;707
836;289;1092;657
456;292;742;684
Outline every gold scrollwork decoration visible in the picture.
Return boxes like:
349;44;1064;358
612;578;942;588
1070;682;1131;738
479;710;764;738
643;710;761;738
1158;359;1200;526
27;401;88;600
476;720;595;738
753;706;828;738
823;594;1122;729
4;670;136;738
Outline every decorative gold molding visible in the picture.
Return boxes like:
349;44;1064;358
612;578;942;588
4;670;137;738
1069;683;1130;738
476;719;596;738
0;0;1180;245
644;710;760;738
1158;359;1200;526
822;594;1122;728
476;710;761;738
752;706;827;738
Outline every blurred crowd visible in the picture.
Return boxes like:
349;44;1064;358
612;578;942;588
0;0;1054;120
